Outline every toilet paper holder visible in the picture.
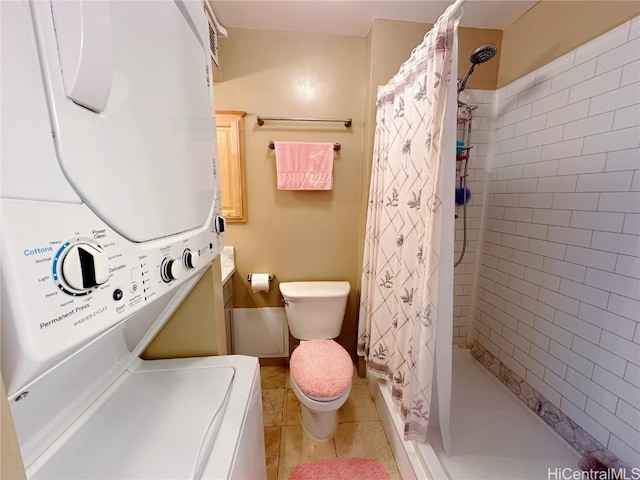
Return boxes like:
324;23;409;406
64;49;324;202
247;273;276;283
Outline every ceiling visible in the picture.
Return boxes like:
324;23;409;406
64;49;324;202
210;0;539;37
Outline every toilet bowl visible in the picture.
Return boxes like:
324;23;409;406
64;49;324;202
279;281;352;439
290;373;352;439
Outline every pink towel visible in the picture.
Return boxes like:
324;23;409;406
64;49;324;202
274;142;334;190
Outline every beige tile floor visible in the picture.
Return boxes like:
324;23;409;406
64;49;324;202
260;366;401;480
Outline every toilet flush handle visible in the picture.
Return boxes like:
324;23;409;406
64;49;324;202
281;297;288;306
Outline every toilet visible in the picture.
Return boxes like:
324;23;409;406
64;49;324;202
279;281;353;440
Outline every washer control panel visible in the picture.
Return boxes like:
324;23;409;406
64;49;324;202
1;198;224;392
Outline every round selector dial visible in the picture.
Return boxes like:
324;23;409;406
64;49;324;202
60;242;109;293
182;248;200;270
160;257;183;283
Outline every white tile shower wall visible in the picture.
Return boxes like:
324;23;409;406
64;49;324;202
475;18;640;468
454;89;495;346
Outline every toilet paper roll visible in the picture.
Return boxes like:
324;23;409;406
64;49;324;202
250;273;270;293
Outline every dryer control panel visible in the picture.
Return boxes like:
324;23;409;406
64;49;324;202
1;198;224;394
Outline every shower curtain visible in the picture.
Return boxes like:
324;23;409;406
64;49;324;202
358;9;457;443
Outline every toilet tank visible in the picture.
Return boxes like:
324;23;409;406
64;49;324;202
279;282;350;340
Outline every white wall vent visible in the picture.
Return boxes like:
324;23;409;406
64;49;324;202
204;2;227;67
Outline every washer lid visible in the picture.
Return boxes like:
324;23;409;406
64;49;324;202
279;281;350;300
30;365;235;479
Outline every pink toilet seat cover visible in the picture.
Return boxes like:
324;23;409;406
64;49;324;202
290;340;353;399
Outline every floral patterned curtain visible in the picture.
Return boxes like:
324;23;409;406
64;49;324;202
357;10;457;442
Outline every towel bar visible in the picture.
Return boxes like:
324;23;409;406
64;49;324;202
257;116;352;128
268;141;341;151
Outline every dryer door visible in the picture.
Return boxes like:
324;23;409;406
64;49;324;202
36;0;217;242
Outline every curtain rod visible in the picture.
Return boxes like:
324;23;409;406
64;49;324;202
257;116;352;128
447;0;466;19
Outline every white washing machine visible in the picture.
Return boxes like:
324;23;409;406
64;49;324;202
0;1;266;478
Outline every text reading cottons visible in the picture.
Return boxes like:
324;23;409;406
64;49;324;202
24;246;54;256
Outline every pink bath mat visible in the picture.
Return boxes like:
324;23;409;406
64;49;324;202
288;457;389;480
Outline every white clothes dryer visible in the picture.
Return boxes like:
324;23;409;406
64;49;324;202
1;1;266;478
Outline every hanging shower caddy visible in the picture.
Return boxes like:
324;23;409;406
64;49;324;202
455;101;476;267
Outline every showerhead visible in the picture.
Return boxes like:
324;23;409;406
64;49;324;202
458;44;499;94
470;44;498;65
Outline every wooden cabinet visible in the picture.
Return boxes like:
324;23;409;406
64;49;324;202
216;111;246;222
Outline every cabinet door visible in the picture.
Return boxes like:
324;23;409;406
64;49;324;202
215;111;246;222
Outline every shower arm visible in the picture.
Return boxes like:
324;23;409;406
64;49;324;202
457;64;476;93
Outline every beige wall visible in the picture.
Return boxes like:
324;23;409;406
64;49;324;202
498;1;640;87
214;28;367;357
1;377;25;480
142;258;226;359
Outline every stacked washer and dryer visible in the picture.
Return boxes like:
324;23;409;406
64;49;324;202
1;1;266;478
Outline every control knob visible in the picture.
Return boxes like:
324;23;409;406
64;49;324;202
61;242;109;292
214;215;226;235
182;248;200;270
160;257;184;283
